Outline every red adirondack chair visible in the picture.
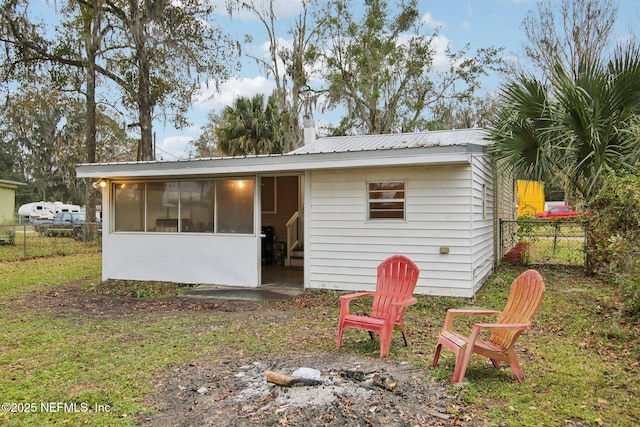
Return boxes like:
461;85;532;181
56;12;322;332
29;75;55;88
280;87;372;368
432;269;545;383
336;255;420;358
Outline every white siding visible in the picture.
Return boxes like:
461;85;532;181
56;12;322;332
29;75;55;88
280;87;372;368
103;234;259;286
305;165;477;297
471;155;495;294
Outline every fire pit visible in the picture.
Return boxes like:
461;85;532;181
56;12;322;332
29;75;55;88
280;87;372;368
142;353;485;426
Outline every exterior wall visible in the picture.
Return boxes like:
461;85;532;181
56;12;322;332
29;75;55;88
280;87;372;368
304;165;479;297
494;161;518;261
495;161;517;221
100;182;260;287
471;155;496;294
0;185;17;223
102;233;259;286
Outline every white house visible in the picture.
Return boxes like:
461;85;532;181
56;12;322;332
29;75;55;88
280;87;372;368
76;128;513;297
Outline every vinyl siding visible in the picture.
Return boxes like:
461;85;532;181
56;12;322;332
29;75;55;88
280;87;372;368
471;155;495;294
306;165;477;297
494;160;517;259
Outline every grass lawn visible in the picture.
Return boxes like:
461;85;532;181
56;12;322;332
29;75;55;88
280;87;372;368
503;220;588;266
0;230;101;262
0;239;638;426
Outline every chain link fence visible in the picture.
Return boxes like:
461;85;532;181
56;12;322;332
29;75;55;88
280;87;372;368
0;223;101;261
499;219;588;267
0;224;17;245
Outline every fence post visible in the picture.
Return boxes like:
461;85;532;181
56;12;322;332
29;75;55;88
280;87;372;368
498;218;503;262
23;223;27;259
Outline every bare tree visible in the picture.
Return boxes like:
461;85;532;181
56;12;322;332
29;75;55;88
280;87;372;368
522;0;618;80
238;0;320;149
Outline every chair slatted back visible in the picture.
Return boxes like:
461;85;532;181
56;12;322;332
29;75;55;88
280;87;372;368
492;269;545;349
371;255;420;321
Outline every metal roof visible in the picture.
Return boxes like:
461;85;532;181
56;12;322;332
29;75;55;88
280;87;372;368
290;128;488;154
76;129;490;178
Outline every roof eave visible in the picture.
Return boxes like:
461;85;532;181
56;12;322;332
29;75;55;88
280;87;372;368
76;144;482;179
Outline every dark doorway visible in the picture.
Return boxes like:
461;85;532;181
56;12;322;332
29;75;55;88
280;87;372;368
260;175;303;288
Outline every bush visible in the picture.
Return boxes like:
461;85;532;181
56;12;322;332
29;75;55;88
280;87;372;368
587;172;640;319
501;242;530;265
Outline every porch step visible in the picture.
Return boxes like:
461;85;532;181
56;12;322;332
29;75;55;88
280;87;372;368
287;249;304;267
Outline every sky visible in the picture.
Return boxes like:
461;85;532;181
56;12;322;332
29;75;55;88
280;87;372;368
51;0;640;161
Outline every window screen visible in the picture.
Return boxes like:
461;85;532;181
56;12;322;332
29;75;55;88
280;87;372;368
114;183;145;231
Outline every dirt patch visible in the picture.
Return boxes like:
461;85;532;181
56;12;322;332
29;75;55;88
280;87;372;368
17;280;486;426
141;353;485;426
19;279;278;319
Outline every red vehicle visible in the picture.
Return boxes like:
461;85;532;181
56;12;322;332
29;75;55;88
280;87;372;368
535;205;581;218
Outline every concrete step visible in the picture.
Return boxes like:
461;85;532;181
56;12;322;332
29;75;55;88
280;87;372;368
288;257;304;267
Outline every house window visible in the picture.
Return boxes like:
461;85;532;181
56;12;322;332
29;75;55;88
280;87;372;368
147;182;179;232
112;178;254;234
216;179;255;234
114;183;145;231
180;181;215;232
368;181;405;220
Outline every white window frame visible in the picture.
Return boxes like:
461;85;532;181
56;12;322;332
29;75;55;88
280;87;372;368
367;181;406;221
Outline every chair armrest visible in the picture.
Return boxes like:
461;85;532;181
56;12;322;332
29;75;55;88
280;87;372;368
472;322;531;331
394;297;418;308
465;322;532;350
386;298;418;321
442;309;501;331
339;292;375;316
339;292;375;302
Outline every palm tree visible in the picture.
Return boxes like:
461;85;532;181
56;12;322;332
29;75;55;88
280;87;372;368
215;93;288;156
486;44;640;201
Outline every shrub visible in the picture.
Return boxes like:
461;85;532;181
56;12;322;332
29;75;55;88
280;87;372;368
587;172;640;319
502;242;530;265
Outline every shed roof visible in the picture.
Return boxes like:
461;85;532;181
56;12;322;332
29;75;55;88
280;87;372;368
76;128;490;179
292;128;488;154
0;179;26;189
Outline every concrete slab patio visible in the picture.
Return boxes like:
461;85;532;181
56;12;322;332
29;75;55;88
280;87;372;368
182;266;303;301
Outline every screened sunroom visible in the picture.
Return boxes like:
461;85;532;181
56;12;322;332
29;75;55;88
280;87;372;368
112;178;254;234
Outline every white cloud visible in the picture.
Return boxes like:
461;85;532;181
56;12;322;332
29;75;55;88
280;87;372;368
209;0;304;21
431;35;452;72
460;21;471;31
155;76;277;159
156;135;195;161
420;12;445;29
195;76;277;110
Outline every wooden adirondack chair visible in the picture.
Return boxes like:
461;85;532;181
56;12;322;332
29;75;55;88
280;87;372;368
432;269;545;383
336;255;420;358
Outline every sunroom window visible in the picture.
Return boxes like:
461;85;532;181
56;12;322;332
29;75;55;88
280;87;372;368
180;181;215;233
147;182;179;232
114;183;145;231
112;178;253;234
216;179;255;234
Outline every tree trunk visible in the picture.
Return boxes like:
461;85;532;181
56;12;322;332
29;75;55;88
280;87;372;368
130;0;155;162
138;67;154;161
83;4;100;241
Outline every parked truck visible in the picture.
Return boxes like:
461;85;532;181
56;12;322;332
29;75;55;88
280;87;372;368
43;212;86;238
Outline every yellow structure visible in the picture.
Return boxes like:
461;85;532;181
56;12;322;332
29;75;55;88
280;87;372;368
517;180;544;217
0;179;25;223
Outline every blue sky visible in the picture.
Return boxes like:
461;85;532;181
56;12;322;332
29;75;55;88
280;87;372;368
39;0;640;160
